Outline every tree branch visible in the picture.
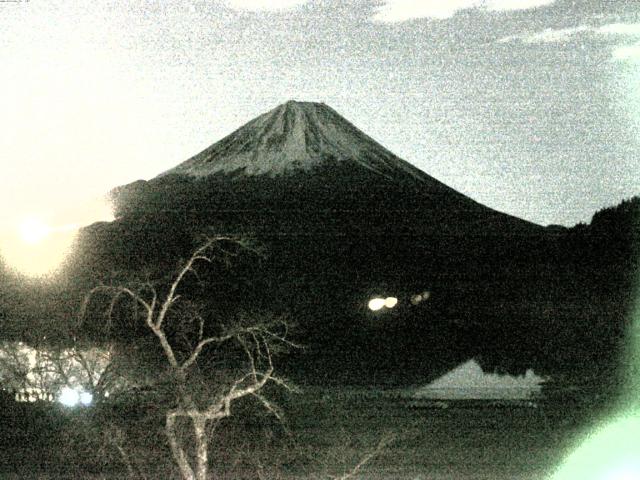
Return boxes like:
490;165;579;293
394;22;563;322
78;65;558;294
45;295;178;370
156;238;230;330
330;434;394;480
180;334;234;372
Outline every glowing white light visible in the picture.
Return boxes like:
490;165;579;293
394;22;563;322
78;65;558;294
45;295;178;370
604;463;640;480
18;217;51;245
58;387;80;407
368;298;386;311
613;43;640;62
79;391;93;406
2;216;83;276
384;297;398;308
411;290;431;305
551;414;640;479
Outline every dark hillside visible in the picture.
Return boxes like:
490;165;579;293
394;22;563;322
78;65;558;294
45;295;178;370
61;103;638;391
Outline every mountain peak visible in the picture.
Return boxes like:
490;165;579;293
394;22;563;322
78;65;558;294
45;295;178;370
160;101;430;182
282;99;325;108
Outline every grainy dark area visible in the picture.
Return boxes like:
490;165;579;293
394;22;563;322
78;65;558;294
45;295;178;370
0;387;606;479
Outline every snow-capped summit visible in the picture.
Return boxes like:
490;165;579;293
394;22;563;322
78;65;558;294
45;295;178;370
111;100;539;234
161;100;432;183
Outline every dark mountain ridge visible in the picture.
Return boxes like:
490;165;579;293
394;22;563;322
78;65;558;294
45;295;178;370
65;102;638;390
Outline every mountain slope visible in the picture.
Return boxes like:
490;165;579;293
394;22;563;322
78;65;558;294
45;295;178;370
77;101;614;386
111;101;538;237
162;100;439;183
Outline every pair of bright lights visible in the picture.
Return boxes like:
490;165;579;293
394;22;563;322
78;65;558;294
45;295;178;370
368;296;398;311
58;387;93;407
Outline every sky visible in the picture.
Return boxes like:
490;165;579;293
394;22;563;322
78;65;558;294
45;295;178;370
1;0;640;273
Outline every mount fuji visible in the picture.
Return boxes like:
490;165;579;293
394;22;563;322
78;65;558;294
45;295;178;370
110;101;538;238
161;100;431;181
74;101;629;386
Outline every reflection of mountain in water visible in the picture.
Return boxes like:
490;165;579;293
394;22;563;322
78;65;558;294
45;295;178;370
414;359;546;400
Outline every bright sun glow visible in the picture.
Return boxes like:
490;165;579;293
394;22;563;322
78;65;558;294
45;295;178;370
19;217;51;245
0;197;114;277
0;220;77;277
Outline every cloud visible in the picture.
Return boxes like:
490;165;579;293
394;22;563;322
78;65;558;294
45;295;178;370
612;43;640;62
372;0;480;21
484;0;556;12
498;25;590;44
499;22;640;44
371;0;556;23
598;23;640;36
225;0;309;11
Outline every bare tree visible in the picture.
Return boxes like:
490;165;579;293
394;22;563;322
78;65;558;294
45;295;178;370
0;332;131;403
0;341;41;400
81;237;297;480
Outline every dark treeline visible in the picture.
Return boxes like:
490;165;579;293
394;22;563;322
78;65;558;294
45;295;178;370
56;168;639;394
1;170;638;397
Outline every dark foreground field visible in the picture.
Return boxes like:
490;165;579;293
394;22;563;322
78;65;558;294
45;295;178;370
278;388;601;480
0;387;606;479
